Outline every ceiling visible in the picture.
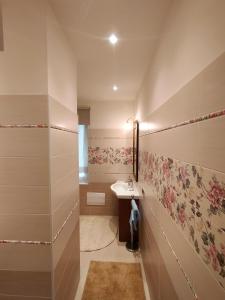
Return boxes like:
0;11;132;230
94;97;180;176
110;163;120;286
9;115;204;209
51;0;171;102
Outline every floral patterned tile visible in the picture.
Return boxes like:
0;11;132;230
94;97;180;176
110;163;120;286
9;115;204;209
139;151;160;196
88;146;108;164
139;150;225;290
194;166;225;230
195;216;225;289
108;147;133;165
88;146;133;165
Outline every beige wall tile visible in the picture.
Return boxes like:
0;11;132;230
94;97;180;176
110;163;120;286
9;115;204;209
0;185;49;214
0;157;49;186
88;172;131;183
159;203;195;289
50;155;76;184
0;214;51;241
139;52;225;134
0;270;51;298
0;244;51;272
199;52;225;116
159;262;180;300
0;95;48;125
49;96;77;130
197;116;225;172
140;122;199;165
52;209;78;268
0;128;48;157
89;137;132;148
51;171;78;212
52;194;76;238
88;128;133;139
89;164;132;176
50;129;77;157
140;214;160;300
54;223;80;299
157;228;196;300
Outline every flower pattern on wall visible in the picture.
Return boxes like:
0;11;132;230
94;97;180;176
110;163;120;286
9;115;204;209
88;146;133;165
108;147;133;165
139;151;225;289
88;147;108;164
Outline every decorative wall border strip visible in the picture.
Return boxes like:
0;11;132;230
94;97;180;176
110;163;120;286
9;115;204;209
0;239;51;246
0;201;79;246
140;108;225;136
0;124;78;134
0;124;48;128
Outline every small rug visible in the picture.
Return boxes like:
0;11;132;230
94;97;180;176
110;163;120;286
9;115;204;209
80;216;118;252
81;261;146;300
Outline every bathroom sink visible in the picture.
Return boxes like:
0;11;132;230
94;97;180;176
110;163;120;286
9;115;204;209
110;181;140;199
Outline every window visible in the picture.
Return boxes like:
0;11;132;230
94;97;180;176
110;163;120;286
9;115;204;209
79;124;88;183
78;107;90;184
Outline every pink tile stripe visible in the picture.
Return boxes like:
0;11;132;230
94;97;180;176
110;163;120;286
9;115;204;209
140;108;225;136
0;202;78;246
0;124;48;128
0;124;78;133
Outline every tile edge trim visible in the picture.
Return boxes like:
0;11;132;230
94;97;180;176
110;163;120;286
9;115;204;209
0;124;78;134
140;108;225;137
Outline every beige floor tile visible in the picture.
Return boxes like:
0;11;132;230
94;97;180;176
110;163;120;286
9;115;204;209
80;216;118;251
75;215;151;300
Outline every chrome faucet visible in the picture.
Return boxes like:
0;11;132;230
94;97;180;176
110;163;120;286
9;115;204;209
128;176;134;191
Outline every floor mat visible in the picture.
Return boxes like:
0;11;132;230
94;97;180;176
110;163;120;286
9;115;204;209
81;261;146;300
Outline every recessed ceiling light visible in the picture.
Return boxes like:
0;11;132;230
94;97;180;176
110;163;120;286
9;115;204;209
108;33;118;45
113;85;118;91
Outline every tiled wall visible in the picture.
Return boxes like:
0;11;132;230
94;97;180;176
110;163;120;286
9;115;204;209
0;96;80;300
0;95;51;299
50;97;80;300
88;129;133;182
80;129;133;215
80;183;118;216
0;2;79;299
138;53;225;300
0;4;3;51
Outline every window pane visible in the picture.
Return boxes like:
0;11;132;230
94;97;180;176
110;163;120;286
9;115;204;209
78;125;88;183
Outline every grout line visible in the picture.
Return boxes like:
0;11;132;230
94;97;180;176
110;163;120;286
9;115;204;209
140;108;225;137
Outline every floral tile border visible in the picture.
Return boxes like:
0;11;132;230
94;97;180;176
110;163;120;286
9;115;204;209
139;151;225;289
88;146;133;165
0;124;78;133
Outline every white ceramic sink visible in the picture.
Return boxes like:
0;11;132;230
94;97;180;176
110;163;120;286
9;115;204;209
111;180;140;199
